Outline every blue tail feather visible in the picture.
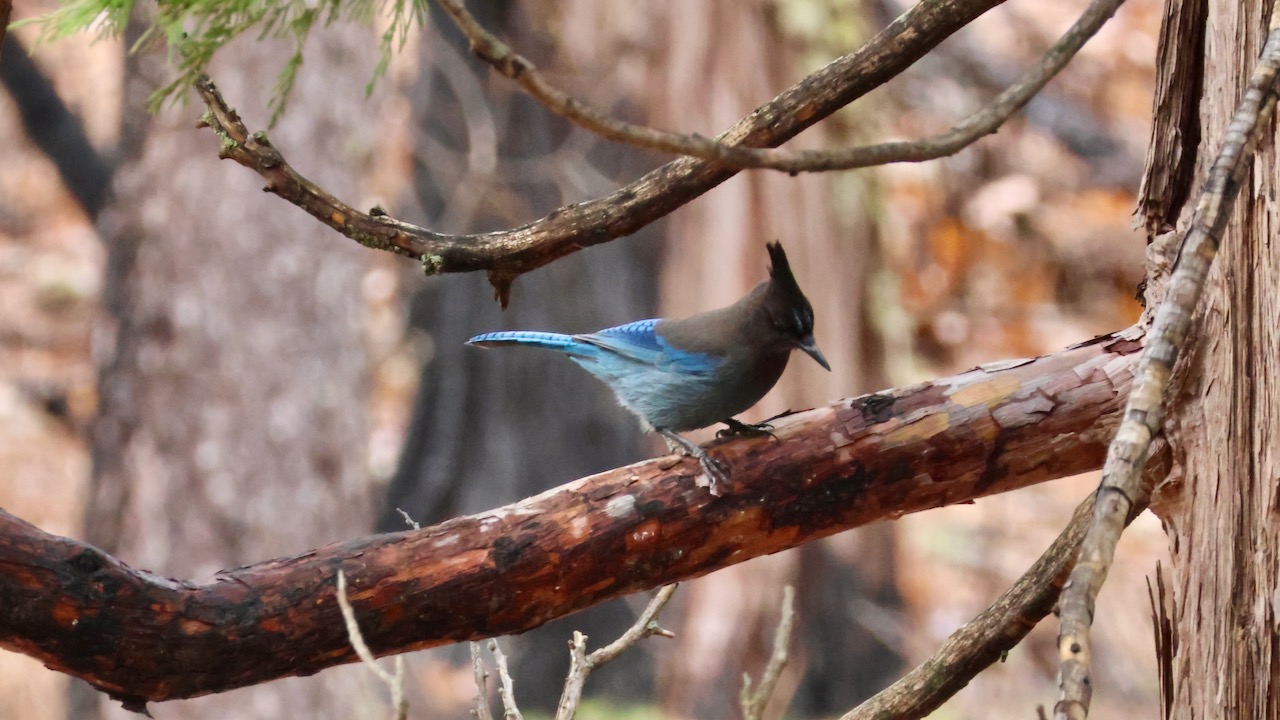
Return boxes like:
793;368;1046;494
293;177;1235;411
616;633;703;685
466;330;591;356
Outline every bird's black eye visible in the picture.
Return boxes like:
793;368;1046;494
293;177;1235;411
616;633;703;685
791;308;813;336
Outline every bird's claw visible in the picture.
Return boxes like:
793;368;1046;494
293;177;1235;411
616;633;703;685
717;418;779;441
657;428;730;496
695;453;729;496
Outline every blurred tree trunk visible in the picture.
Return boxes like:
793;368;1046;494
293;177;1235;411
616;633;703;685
375;2;666;714
556;3;902;717
71;28;380;720
1152;0;1280;716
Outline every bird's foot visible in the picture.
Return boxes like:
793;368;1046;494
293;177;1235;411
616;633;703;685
658;428;729;496
716;417;779;441
691;451;729;497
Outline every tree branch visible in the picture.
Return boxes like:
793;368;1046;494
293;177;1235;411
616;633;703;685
1053;8;1280;718
195;0;1008;306
0;330;1139;710
436;0;1125;173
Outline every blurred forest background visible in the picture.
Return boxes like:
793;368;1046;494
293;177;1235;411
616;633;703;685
0;0;1168;718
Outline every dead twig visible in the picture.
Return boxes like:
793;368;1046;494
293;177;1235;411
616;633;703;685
1147;562;1175;720
1054;7;1280;717
336;571;408;720
471;642;494;720
741;586;797;720
396;508;421;530
488;640;523;720
555;584;678;720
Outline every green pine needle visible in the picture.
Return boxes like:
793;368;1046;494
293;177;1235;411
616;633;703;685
20;0;430;126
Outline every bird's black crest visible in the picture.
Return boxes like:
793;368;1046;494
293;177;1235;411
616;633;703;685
767;242;807;303
765;241;815;335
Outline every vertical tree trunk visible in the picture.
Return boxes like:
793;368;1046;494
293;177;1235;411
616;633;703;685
1147;0;1280;715
73;30;380;720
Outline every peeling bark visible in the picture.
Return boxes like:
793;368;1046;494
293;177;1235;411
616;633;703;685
0;331;1140;709
1156;1;1280;716
1136;0;1207;236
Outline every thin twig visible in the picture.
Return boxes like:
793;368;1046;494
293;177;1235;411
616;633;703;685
585;583;679;666
435;0;1123;173
335;571;409;720
741;586;797;720
555;631;590;720
196;0;1011;304
1054;7;1280;718
555;584;678;720
396;508;421;530
471;642;494;720
488;640;523;720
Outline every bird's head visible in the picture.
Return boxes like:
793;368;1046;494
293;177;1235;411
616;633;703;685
762;241;830;371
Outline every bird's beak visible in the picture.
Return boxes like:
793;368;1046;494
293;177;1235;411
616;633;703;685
798;335;831;371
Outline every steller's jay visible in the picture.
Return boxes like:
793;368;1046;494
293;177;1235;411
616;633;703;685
467;242;829;494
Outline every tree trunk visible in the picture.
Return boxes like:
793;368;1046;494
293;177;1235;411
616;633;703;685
1146;0;1280;716
72;29;380;720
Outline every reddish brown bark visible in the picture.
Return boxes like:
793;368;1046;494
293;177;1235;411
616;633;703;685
0;331;1139;710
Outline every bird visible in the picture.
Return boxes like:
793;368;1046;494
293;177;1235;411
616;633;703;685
466;241;829;494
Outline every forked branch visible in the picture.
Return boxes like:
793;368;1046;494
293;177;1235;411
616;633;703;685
437;0;1125;173
555;585;677;720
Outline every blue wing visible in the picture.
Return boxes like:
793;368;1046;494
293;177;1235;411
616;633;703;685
577;319;721;376
577;320;664;361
